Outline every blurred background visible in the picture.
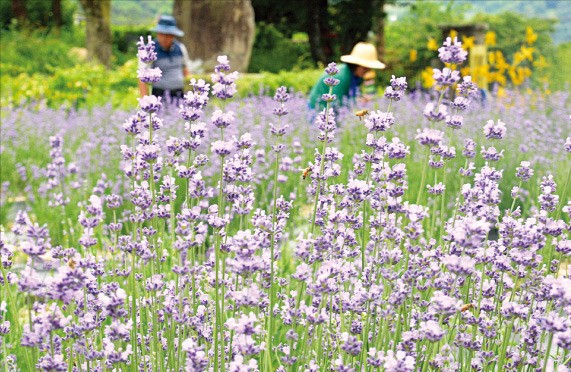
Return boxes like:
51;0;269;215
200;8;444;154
1;0;569;109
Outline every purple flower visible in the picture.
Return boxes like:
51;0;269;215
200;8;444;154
416;128;444;147
480;146;504;161
420;320;445;342
427;182;446;195
451;96;471;110
138;67;162;84
138;95;162;113
211;140;234;157
364;111;395;132
137;35;157;63
211;56;239;99
324;77;340;86
325;62;339;75
463;138;477;158
438;36;468;64
340;332;363;356
390;75;408;91
384;86;404;101
442;254;475;275
483;119;507;139
423;103;448;122
433;68;460;86
445;114;463;129
211;109;235;129
515;161;534;181
457;76;478;97
431;290;460;315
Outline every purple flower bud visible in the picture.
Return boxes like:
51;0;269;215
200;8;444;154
364;111;395;132
438;36;468;64
137;67;162;84
137;35;157;63
423;103;448;122
138;95;162;113
483;119;507;140
325;62;339;75
433;67;461;86
515;161;534;181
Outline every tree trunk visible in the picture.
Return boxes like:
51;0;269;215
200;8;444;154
174;0;255;73
52;0;62;29
79;0;112;68
11;0;27;23
306;0;329;64
373;0;387;61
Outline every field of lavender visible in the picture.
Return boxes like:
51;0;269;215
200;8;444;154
1;36;570;371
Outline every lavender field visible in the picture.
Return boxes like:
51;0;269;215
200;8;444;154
1;37;570;371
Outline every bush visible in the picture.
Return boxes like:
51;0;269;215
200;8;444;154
249;22;314;73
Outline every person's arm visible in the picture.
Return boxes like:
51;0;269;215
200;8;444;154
139;80;148;96
180;43;192;78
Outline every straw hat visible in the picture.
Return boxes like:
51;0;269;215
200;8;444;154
340;42;385;69
151;15;184;37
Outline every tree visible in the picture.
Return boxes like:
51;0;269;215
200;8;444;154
11;0;27;24
173;0;256;72
53;0;62;29
252;0;392;65
79;0;112;68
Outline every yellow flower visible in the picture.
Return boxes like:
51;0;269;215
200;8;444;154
462;35;475;50
520;46;535;61
449;30;458;40
427;37;439;51
513;51;524;66
421;66;435;89
409;49;418;63
525;26;538;45
488;51;496;65
460;66;471;77
497;86;506;98
485;31;497;46
533;55;549;69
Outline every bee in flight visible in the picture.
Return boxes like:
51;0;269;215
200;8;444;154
355;109;369;121
301;167;311;180
460;303;474;312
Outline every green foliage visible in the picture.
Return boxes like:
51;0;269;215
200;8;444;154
249;23;315;73
111;25;153;65
0;27;84;76
465;0;569;43
472;11;557;61
109;0;173;26
384;2;561;88
549;42;571;90
0;0;76;29
384;2;467;84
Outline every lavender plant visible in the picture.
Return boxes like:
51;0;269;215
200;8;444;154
0;35;569;372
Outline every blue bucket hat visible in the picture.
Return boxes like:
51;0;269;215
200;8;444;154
151;15;184;37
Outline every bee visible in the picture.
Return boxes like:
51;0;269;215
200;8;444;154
301;167;311;180
355;109;369;120
460;303;474;312
68;259;77;269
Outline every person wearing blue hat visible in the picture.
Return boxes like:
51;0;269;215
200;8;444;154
138;15;192;103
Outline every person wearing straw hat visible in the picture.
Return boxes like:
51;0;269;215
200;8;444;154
308;42;385;111
138;15;192;103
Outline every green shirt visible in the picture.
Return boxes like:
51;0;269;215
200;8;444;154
308;63;358;110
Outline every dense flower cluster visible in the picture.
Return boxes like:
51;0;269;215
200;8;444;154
0;35;569;372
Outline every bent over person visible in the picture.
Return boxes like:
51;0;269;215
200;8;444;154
308;42;385;111
139;15;192;103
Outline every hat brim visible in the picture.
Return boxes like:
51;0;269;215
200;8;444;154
340;55;385;69
151;26;184;37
